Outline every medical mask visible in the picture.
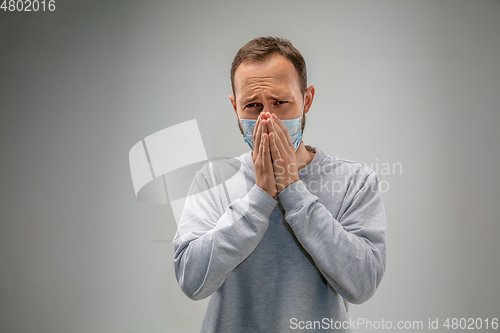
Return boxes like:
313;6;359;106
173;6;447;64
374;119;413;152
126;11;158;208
238;111;303;151
239;117;258;151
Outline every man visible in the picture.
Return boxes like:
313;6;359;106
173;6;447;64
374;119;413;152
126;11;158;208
173;36;387;332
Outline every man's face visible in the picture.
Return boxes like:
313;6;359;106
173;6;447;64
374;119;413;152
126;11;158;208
229;54;314;135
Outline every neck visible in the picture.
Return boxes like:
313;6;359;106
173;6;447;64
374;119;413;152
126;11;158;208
295;142;315;170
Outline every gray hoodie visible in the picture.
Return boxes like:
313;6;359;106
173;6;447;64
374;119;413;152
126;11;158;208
173;146;387;332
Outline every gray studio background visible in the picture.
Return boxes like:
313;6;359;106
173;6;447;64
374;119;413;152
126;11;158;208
1;0;499;332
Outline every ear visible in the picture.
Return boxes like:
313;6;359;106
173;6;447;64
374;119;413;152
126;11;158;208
303;85;315;115
229;95;238;116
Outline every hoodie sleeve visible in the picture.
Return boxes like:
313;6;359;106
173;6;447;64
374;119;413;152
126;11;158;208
277;171;387;304
172;167;278;300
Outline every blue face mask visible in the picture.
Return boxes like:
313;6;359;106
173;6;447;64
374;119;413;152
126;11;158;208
238;111;303;151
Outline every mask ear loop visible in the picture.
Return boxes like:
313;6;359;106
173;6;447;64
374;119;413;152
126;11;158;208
237;112;247;137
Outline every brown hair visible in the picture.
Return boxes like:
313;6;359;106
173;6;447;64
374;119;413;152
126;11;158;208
230;36;307;99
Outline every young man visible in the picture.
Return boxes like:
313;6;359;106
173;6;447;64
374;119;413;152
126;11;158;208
173;36;387;332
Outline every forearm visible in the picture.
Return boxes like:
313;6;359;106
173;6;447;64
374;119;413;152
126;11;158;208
173;184;278;300
278;178;387;304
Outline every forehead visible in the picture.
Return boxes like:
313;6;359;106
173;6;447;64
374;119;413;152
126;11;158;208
233;54;301;97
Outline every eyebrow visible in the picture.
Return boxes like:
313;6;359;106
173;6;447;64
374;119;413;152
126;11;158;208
241;94;292;106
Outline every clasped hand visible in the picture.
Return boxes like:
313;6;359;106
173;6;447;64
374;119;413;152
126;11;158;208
252;112;301;198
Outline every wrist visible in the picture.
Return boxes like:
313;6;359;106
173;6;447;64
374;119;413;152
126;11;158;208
284;176;300;190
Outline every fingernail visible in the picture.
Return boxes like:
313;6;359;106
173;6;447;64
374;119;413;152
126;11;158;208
272;113;277;119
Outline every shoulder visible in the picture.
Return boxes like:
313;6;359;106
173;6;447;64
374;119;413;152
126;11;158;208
195;154;246;187
316;149;378;190
320;149;374;175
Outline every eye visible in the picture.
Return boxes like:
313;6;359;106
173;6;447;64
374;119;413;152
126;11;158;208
275;101;288;106
245;103;261;109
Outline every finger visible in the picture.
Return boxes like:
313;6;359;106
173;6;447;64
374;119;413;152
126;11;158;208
266;119;275;153
272;124;288;156
263;112;273;128
273;113;293;145
267;118;275;137
259;123;266;161
268;132;282;163
253;114;260;138
253;115;262;156
273;115;293;149
261;111;269;121
254;118;264;156
262;133;273;171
